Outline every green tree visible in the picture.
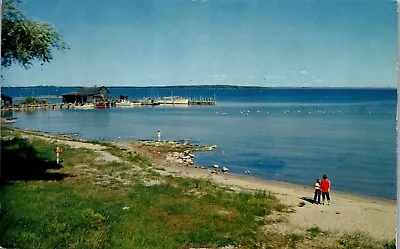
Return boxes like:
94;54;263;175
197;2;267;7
20;96;40;104
1;0;69;69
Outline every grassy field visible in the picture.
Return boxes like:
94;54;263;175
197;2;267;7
0;127;396;249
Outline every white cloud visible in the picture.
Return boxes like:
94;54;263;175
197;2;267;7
300;70;308;75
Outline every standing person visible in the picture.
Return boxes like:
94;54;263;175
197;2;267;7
157;130;161;142
313;179;321;204
320;175;331;205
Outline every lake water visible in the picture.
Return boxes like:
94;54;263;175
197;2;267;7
1;87;397;199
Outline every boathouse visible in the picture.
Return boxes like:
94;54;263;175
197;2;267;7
62;86;110;103
1;94;12;107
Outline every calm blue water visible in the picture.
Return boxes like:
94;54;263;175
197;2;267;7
1;87;397;199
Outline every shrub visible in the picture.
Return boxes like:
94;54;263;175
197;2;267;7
83;209;108;229
307;226;322;238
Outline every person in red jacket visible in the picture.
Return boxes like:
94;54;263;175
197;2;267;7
320;174;331;205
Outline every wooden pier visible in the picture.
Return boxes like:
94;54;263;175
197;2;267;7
1;96;216;112
1;103;79;112
13;95;62;101
188;97;216;105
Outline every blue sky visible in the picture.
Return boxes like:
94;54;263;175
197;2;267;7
2;0;398;87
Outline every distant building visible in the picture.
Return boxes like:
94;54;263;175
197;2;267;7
1;94;12;107
62;86;110;104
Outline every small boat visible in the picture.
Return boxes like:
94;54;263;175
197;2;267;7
95;102;110;108
75;103;95;109
221;167;229;172
140;98;160;106
131;101;142;106
115;100;141;107
1;117;17;124
158;96;189;105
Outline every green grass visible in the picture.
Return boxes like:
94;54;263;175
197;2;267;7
0;126;20;137
0;130;289;248
0;127;396;249
86;139;151;168
0;182;121;249
122;180;281;247
336;232;396;249
0;178;287;248
307;226;323;238
384;240;396;249
104;146;151;168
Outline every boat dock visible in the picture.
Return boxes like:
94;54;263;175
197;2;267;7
13;95;62;101
1;95;216;112
1;103;85;111
188;97;215;105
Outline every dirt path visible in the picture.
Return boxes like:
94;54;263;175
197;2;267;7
12;130;396;242
19;132;121;163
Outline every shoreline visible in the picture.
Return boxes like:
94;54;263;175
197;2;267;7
103;136;396;201
158;163;396;241
217;172;397;204
160;161;397;205
114;139;396;241
2;127;397;241
6;126;396;202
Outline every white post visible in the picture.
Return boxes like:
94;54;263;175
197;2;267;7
56;152;60;164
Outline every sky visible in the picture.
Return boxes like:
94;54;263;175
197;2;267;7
1;0;398;88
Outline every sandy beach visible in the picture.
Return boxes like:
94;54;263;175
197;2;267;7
11;129;397;242
153;164;397;241
116;140;397;242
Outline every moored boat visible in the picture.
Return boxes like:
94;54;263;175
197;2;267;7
115;100;141;107
140;98;160;106
75;103;95;109
95;102;110;108
158;96;189;105
1;117;17;124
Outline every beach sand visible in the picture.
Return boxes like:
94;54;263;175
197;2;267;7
159;165;396;241
117;140;397;242
8;129;396;242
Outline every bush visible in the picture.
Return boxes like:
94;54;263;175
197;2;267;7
307;226;322;238
384;240;396;249
83;209;108;229
20;97;42;105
